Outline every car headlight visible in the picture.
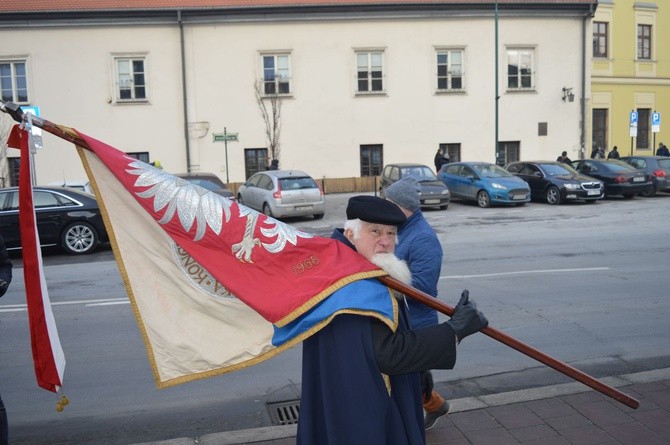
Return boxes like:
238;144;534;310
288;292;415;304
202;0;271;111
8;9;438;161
441;189;450;195
564;183;580;190
491;182;507;190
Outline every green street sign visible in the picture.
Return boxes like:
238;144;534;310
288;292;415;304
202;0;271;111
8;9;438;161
213;133;238;142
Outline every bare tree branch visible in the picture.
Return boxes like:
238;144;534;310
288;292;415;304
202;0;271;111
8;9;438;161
254;79;283;166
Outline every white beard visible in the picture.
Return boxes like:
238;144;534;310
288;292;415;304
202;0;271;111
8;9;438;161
370;253;412;286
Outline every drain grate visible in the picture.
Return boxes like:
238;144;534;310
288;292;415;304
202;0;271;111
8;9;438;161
267;400;301;425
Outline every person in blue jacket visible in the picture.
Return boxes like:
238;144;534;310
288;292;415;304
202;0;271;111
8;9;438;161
297;196;488;444
0;234;13;445
385;177;451;429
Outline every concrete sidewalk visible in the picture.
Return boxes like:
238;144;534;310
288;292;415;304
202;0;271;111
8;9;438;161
137;368;670;445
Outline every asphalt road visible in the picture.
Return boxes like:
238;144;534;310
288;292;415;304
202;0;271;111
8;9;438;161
1;193;669;444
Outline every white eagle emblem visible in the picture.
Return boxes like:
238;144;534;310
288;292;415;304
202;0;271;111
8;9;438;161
126;161;312;262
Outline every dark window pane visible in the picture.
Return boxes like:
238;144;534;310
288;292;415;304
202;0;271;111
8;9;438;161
15;63;25;76
278;82;289;94
438;78;447;89
437;65;447;76
508;76;518;88
135;87;146;99
452;77;462;89
358;79;367;91
264;82;276;95
134;73;145;86
132;60;144;72
120;89;131;99
371;79;382;91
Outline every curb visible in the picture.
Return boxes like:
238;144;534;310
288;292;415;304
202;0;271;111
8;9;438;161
133;367;670;445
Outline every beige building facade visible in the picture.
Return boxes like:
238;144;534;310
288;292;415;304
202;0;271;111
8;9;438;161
0;0;596;190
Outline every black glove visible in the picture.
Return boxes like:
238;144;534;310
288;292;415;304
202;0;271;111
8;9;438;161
0;279;8;298
420;370;434;400
446;290;488;343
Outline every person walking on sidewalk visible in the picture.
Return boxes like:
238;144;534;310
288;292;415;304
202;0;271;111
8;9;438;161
297;195;488;445
607;146;620;159
384;177;451;430
556;151;572;164
0;234;13;445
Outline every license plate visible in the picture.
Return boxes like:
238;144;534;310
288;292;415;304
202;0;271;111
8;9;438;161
296;205;313;210
513;194;527;200
424;199;440;204
587;190;600;196
633;177;644;182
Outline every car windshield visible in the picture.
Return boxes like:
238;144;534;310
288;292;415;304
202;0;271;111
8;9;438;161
472;164;513;178
279;177;318;190
540;163;578;176
401;166;439;181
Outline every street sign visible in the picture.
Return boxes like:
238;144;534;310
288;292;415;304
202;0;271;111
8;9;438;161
652;112;661;133
630;111;638;138
213;133;238;142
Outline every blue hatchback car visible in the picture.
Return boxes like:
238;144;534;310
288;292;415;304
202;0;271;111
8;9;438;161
438;162;530;207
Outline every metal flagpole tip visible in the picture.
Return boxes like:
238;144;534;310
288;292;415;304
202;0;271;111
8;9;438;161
0;100;25;122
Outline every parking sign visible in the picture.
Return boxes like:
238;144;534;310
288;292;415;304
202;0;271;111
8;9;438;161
630;111;638;137
652;112;661;133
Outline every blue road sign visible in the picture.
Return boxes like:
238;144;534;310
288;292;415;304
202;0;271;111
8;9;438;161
630;111;638;126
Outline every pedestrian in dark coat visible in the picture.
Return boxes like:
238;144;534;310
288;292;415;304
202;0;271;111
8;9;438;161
607;146;620;159
434;148;449;173
297;196;488;445
0;234;13;445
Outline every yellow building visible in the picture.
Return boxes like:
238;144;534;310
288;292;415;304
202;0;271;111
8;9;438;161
591;0;669;158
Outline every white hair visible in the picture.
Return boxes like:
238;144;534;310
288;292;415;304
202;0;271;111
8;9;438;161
343;218;399;243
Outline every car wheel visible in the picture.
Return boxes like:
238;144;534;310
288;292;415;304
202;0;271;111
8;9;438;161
477;191;491;208
640;187;656;198
439;204;449;210
623;194;636;199
313;213;324;220
546;186;562;205
237;194;244;205
262;203;274;217
61;222;99;255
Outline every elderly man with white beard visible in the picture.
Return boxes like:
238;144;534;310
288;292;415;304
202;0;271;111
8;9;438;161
297;195;488;445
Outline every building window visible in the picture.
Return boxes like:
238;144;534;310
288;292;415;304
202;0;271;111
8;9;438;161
244;148;269;179
439;143;461;162
357;51;384;93
126;152;150;163
114;57;147;101
592;109;608;152
593;22;609;58
436;50;463;91
0;60;28;104
360;144;383;176
637;24;652;60
506;48;534;90
262;54;290;95
636;108;650;149
496;141;520;166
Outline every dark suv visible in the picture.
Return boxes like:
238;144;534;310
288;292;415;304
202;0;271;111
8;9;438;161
505;161;603;205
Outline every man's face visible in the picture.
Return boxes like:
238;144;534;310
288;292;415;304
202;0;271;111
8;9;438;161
346;222;397;260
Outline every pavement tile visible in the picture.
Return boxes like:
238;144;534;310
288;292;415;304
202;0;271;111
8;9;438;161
426;422;466;442
557;424;616;445
603;422;667;445
509;424;559;441
449;409;500;431
560;391;607;406
544;413;592;430
627;381;670;395
644;388;670;411
573;400;635;427
630;408;670;433
525;398;579;419
519;437;570;445
463;427;520;445
488;404;545;429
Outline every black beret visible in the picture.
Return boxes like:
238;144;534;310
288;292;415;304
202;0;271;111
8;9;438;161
346;195;406;226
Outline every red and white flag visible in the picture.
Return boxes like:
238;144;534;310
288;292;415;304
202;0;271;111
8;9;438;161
66;128;395;387
9;125;66;392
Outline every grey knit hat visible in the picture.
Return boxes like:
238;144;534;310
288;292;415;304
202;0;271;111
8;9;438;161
385;177;421;212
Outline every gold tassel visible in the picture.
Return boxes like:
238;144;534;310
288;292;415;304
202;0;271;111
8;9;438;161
55;393;69;412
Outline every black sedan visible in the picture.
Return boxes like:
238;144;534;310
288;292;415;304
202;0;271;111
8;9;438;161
0;186;109;255
506;161;604;204
620;155;670;197
570;159;653;199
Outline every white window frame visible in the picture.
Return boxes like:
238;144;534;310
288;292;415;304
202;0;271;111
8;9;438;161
355;50;385;95
260;52;291;96
0;58;30;104
112;54;148;103
506;47;536;91
435;48;465;92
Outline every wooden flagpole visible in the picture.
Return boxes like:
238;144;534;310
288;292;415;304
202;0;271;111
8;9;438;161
1;100;640;409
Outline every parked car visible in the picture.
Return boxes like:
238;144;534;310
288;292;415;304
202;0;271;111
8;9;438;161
437;162;530;208
379;163;450;210
0;186;109;255
174;172;234;199
47;180;94;195
505;161;604;205
237;170;325;219
570;159;653;199
620;155;670;197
